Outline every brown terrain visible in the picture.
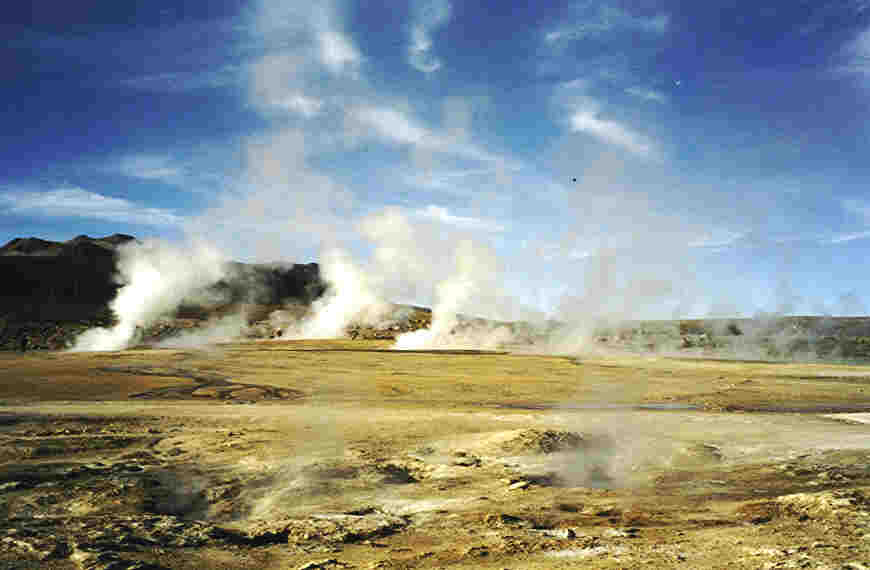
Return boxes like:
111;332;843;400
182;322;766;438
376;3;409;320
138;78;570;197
1;341;870;569
1;236;869;569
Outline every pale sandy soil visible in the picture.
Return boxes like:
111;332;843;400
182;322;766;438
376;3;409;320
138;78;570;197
1;340;869;569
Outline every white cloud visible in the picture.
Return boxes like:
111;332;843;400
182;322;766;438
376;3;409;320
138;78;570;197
569;108;658;158
545;4;669;43
830;230;870;244
273;93;324;117
252;0;361;80
121;65;243;92
842;197;870;221
840;26;870;76
0;187;182;227
408;0;452;73
688;231;744;249
402;167;494;192
831;199;870;243
354;107;429;144
414;204;505;232
318;29;362;74
625;86;667;104
532;241;591;261
352;105;510;165
188;129;359;262
116;155;183;184
554;81;661;159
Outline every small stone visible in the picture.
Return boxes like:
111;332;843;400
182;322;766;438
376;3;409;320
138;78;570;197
537;528;576;539
603;527;640;538
465;546;489;557
508;480;530;490
298;559;344;570
229;387;268;400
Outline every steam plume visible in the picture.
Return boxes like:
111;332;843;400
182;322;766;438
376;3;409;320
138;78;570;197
71;240;226;351
277;248;389;339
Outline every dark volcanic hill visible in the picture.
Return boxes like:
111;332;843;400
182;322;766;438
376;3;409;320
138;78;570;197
0;235;325;323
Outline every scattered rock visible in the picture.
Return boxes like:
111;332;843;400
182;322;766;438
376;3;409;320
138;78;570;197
0;481;24;492
603;527;640;538
298;559;351;570
1;535;71;561
191;386;245;398
374;464;417;485
464;545;490;557
229;387;268;400
71;547;168;570
451;451;482;467
683;443;724;462
527;528;577;539
500;429;585;455
485;513;532;529
239;511;408;546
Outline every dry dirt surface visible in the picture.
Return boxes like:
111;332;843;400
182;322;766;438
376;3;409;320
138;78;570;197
1;340;869;569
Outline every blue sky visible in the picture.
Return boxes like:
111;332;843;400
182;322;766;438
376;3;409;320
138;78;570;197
4;0;870;317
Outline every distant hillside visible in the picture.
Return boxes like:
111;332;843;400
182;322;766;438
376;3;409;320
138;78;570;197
0;233;136;256
0;234;326;341
0;234;137;322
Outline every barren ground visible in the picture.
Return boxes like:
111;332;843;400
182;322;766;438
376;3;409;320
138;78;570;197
1;340;869;569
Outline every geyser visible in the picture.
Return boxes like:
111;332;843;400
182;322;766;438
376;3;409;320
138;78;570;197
71;240;227;351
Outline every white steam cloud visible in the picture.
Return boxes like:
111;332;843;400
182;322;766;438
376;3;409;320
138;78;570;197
71;240;227;351
156;313;250;349
288;249;389;338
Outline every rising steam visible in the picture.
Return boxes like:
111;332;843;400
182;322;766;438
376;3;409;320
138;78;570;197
71;240;227;351
394;239;513;350
270;248;389;339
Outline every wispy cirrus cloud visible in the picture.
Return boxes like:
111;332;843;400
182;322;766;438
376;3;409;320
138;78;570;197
569;107;659;159
545;3;669;44
839;27;870;76
116;155;184;184
273;93;324;117
121;1;362;95
414;204;505;232
0;187;182;227
408;0;452;73
830;198;870;243
625;86;668;104
353;107;429;145
402;167;499;193
688;231;745;249
317;28;362;74
253;0;361;77
121;65;243;92
351;105;511;165
830;230;870;244
842;197;870;221
107;150;241;197
246;0;365;123
547;41;664;160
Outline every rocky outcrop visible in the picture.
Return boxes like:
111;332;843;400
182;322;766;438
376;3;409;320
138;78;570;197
0;234;326;350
